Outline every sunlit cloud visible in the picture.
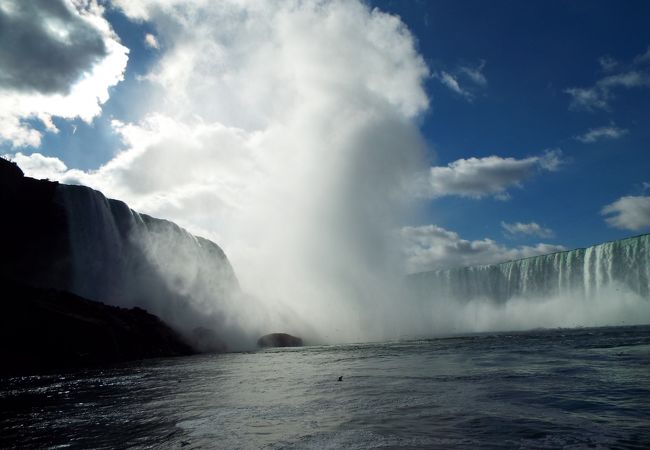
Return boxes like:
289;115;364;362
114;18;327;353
602;195;650;231
400;224;565;273
501;221;554;238
434;60;487;101
423;149;563;200
12;0;431;342
575;124;628;143
5;151;68;180
566;47;650;112
144;32;159;49
598;55;618;71
459;60;487;86
437;71;473;100
0;0;129;147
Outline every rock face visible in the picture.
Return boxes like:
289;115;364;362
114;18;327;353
257;333;303;348
0;281;194;375
0;157;239;309
0;159;72;292
0;157;242;368
55;183;240;334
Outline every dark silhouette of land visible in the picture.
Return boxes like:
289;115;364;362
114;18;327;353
0;281;193;375
0;158;196;374
257;333;303;348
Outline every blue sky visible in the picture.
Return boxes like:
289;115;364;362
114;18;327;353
372;0;650;249
2;0;649;274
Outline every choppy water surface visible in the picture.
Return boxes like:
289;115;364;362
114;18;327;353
2;325;650;449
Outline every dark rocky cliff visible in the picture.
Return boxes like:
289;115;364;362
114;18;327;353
0;158;239;372
0;281;194;375
0;159;72;291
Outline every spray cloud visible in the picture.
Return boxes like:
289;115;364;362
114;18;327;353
11;1;649;345
30;0;431;344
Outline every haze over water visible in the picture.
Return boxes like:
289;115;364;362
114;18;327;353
3;325;649;449
5;0;650;345
1;1;650;447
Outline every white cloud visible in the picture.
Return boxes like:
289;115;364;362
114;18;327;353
144;32;159;49
0;0;129;147
602;196;650;231
5;151;68;179
598;55;618;71
459;60;487;86
633;46;650;64
110;0;186;21
119;0;429;128
565;86;609;111
566;47;650;111
599;71;650;89
13;0;431;342
400;224;565;273
435;61;487;101
437;71;471;99
501;221;554;238
575;124;628;143
425;149;563;199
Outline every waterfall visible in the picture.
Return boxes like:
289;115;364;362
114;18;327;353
54;184;240;338
409;234;650;303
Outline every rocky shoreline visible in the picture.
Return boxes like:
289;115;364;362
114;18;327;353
0;281;195;375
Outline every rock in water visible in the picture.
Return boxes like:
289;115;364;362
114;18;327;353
257;333;303;348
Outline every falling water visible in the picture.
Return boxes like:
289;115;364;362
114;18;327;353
409;234;650;303
54;184;243;345
51;182;650;340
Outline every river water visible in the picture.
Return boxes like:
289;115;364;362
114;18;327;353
2;325;649;449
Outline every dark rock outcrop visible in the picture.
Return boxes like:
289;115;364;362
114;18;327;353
0;157;238;370
257;333;303;348
0;281;194;375
0;158;72;291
